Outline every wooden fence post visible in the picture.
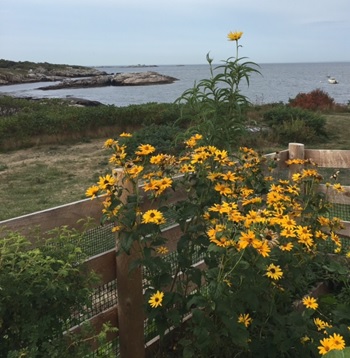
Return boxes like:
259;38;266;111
115;169;145;358
288;142;305;178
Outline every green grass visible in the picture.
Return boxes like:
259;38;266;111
1;104;350;222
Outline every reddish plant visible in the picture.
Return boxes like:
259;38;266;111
289;89;335;111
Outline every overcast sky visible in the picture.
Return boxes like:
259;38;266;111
1;0;349;66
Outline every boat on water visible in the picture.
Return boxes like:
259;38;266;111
327;76;338;84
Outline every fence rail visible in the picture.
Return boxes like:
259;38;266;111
2;142;350;357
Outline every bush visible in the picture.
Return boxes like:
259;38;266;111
117;124;184;155
89;134;350;357
263;105;328;144
289;89;335;111
0;227;98;357
0;96;181;150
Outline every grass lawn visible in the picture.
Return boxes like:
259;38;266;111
0;111;350;221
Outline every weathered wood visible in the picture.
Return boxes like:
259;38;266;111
318;184;350;205
264;149;290;169
0;197;104;239
115;169;145;358
288;143;305;178
305;149;350;168
85;249;116;286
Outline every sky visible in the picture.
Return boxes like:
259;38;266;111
1;0;350;66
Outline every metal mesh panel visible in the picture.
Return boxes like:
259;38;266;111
70;280;118;325
87;337;120;358
82;223;115;257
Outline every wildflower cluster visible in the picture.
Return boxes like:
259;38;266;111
87;132;350;357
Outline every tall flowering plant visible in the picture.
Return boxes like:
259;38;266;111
87;133;350;357
86;33;350;357
175;31;260;150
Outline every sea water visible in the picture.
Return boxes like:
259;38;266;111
0;62;349;106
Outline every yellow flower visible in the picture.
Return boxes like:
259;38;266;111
119;132;132;137
135;144;156;156
296;225;314;248
142;209;166;225
156;177;173;191
156;246;169;255
255;240;271;257
280;215;297;230
318;216;330;227
227;31;243;41
333;183;345;193
238;313;252;327
184;134;202;147
279;242;293;251
214;183;233;196
86;185;99;199
238;230;258;250
302;296;318;310
148;290;164;308
300;335;310;344
214;149;229;164
125;165;144;178
223;279;232;287
314;317;332;331
109;148;127;165
221;171;238;182
328;333;345;350
318;337;333;355
266;263;283;280
180;164;195;173
103;138;117;148
98;174;116;190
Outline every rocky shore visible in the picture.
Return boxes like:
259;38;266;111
0;63;107;86
0;60;178;88
38;71;177;90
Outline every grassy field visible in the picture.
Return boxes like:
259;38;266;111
0;110;350;221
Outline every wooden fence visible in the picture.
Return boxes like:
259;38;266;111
2;142;350;357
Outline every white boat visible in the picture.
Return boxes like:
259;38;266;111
327;76;338;84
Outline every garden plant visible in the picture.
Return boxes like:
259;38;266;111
0;226;116;357
87;32;350;357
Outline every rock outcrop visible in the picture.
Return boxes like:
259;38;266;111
0;64;107;85
38;71;178;90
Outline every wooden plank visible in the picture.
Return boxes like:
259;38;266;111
84;249;116;286
69;305;118;350
161;224;183;253
115;169;145;358
337;220;350;238
265;149;290;170
305;149;350;168
318;184;350;205
0;196;105;239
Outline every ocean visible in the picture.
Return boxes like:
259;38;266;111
0;62;349;106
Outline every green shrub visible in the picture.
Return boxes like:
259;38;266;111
289;89;335;111
0;227;98;357
118;124;184;155
0;96;181;149
263;105;328;144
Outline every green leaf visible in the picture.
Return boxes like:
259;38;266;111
325;347;350;357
